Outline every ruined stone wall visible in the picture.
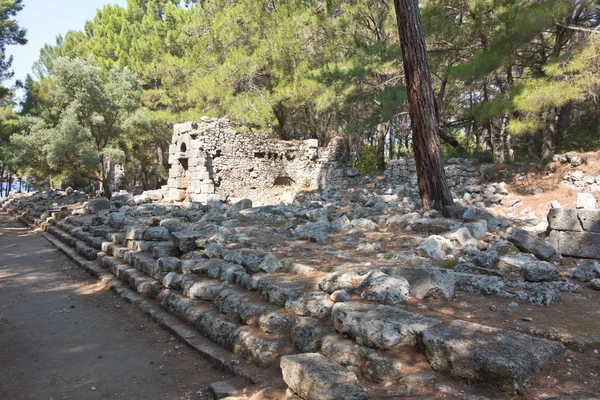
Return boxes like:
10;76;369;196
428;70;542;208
548;207;600;259
165;118;346;202
384;157;480;190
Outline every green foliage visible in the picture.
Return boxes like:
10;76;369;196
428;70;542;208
353;145;380;174
0;0;27;82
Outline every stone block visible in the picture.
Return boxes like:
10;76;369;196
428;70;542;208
508;228;561;263
422;320;565;391
170;230;202;252
547;208;582;231
331;302;440;349
577;209;600;232
280;353;367;400
396;267;455;300
577;193;597;209
551;230;600;259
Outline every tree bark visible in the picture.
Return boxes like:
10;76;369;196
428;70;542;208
376;122;386;171
393;0;453;212
542;106;557;163
481;82;493;153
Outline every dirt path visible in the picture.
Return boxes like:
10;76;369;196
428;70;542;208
0;212;245;400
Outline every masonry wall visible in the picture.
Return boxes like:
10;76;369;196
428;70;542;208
384;157;480;190
165;118;346;202
547;208;600;259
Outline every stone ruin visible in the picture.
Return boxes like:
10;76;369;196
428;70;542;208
165;118;345;203
548;193;600;259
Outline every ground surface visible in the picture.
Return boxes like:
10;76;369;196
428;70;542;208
0;211;246;400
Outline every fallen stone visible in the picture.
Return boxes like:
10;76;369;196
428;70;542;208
286;291;334;319
444;227;478;248
396;267;455;300
318;267;373;293
417;235;455;259
330;290;350;303
497;254;538;273
522;261;559;282
577;193;597;210
331;215;352;232
170;230;202;252
362;352;403;383
360;272;409;306
291;318;328;352
86;198;110;213
332;302;440;349
577;209;600;232
422;320;566;391
508;228;561;263
280;353;367;400
569;260;600;282
320;335;372;368
209;381;242;399
143;226;170;241
590;278;600;290
258;252;283;273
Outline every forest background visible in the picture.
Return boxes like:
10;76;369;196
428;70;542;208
0;0;598;194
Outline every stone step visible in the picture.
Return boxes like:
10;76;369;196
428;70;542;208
421;320;566;391
158;290;292;367
98;255;162;297
331;301;441;349
281;353;367;400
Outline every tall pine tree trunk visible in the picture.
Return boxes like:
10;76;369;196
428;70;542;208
377;123;386;171
393;0;453;212
481;82;493;153
542;106;557;163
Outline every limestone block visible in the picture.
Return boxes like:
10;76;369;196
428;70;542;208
422;320;565;391
550;230;600;259
577;193;597;209
577;209;600;232
280;353;367;400
547;208;582;231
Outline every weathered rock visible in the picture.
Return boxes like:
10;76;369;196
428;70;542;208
547;208;583;231
143;226;170;241
330;290;350;303
577;209;600;232
522;261;559;282
157;257;182;273
590;278;600;290
396;267;455;300
318;267;372;293
293;221;331;243
465;220;488;240
497;254;538;273
422;320;566;391
332;302;440;349
291;318;328;352
444;227;478;248
163;272;183;289
331;215;352;232
569;260;600;282
577;193;597;210
286;291;334;319
351;218;377;231
86;198;110;213
386;212;421;227
549;230;600;259
258;311;293;334
321;335;372;368
258;252;283;273
360;272;409;306
362;352;403;383
306;208;330;223
170;230;202;252
280;353;367;400
508;228;561;263
417;235;455;259
226;199;252;216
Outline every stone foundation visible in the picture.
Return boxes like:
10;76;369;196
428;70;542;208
165;118;345;202
548;208;600;259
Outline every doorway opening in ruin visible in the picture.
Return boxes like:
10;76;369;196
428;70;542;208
274;176;294;186
178;157;189;190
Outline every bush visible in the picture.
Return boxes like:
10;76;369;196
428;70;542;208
353;145;380;174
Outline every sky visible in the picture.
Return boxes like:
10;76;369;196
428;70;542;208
6;0;128;87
